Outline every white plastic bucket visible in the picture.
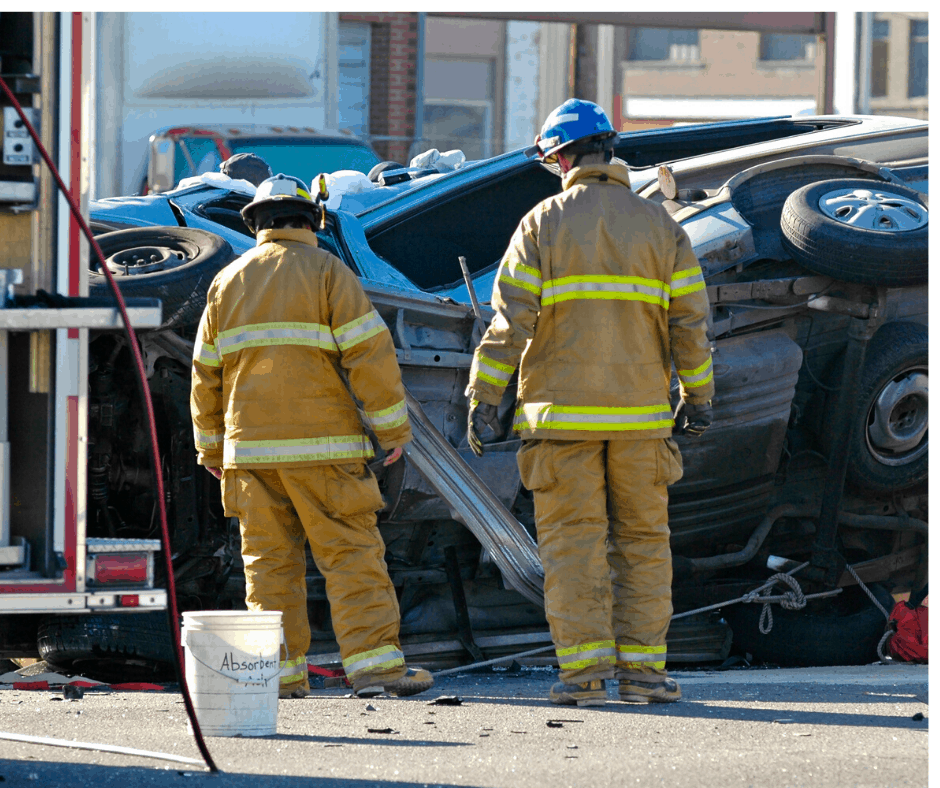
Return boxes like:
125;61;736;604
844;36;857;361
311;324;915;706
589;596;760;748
181;610;284;737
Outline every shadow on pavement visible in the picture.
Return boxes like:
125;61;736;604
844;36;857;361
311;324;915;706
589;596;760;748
0;758;484;787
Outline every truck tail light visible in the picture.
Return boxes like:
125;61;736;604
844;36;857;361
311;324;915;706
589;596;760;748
92;553;149;585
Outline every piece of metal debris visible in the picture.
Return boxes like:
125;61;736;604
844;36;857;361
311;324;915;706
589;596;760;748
63;685;84;700
367;728;396;734
567;744;578;749
546;721;564;728
549;719;583;724
428;695;462;706
773;718;795;724
365;704;377;711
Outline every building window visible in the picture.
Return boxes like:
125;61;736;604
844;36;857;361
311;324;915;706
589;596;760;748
627;28;699;62
908;19;928;98
338;23;371;137
870;19;890;98
759;34;816;62
423;58;494;160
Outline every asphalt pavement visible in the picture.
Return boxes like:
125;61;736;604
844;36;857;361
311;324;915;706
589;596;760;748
0;663;929;788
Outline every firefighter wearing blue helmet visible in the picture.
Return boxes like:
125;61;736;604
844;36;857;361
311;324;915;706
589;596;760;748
468;100;714;706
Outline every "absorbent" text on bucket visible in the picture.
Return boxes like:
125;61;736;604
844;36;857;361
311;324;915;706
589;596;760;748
219;653;279;673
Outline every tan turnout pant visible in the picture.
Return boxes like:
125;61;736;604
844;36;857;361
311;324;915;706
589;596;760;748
222;463;407;695
517;438;684;683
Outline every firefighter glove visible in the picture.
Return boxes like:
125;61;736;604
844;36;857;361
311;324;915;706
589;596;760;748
674;399;712;438
468;399;501;457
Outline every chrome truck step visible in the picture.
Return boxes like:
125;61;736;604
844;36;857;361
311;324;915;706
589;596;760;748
402;389;545;606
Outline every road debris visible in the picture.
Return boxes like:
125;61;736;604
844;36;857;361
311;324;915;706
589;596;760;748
367;728;396;734
773;718;796;724
63;685;84;700
428;695;462;706
546;721;564;728
912;712;925;721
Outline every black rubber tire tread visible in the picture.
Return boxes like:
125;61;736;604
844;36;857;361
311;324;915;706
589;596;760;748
723;583;894;667
88;227;237;329
37;612;175;676
780;178;928;287
839;321;928;494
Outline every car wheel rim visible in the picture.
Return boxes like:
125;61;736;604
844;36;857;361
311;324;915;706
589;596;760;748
818;187;927;232
105;245;190;275
866;368;928;466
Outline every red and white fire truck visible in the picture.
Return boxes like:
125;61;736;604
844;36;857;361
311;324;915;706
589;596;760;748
1;12;166;663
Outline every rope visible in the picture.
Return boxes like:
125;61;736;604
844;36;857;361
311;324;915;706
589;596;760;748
844;564;891;620
432;561;841;677
428;559;910;677
742;571;809;634
842;563;895;664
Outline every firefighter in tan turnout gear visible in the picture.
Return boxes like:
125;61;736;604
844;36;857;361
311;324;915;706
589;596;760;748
467;100;714;707
191;173;433;699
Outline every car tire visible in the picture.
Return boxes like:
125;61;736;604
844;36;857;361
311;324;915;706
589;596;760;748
780;178;928;287
37;612;176;682
89;227;237;330
723;583;894;667
831;321;928;495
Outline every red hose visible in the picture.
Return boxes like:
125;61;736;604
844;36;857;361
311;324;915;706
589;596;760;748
1;77;219;773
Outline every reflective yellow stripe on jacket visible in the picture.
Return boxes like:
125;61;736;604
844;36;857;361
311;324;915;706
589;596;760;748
193;337;221;367
364;399;408;431
342;644;406;680
671;265;706;298
556;640;616;671
475;353;515;388
216;321;337;355
542;275;670;309
677;356;714;390
616;644;667;670
193;426;224;453
224;435;374;465
499;260;542;296
334;309;386;351
514;403;673;433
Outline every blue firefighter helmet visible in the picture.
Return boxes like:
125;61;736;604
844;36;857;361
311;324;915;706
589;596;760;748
533;99;617;163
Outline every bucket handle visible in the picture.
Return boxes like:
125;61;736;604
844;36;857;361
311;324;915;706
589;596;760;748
184;627;287;686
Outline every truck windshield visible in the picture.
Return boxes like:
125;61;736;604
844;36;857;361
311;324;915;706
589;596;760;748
227;139;381;179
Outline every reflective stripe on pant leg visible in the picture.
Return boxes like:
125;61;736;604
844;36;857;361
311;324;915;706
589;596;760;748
279;656;308;686
342;644;406;682
617;644;667;671
280;465;405;683
521;440;615;683
234;469;311;692
606;439;675;660
556;640;617;671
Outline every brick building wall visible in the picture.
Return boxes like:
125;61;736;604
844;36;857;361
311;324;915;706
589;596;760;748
340;12;419;163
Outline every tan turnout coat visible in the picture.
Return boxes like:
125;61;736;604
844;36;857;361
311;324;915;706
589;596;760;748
191;227;411;469
468;162;714;440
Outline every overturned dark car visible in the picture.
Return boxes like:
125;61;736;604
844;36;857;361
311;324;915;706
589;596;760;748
40;114;927;676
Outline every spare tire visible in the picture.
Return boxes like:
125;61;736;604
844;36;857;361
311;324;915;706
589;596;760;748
838;321;928;495
780;178;928;287
38;612;176;682
89;227;238;330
